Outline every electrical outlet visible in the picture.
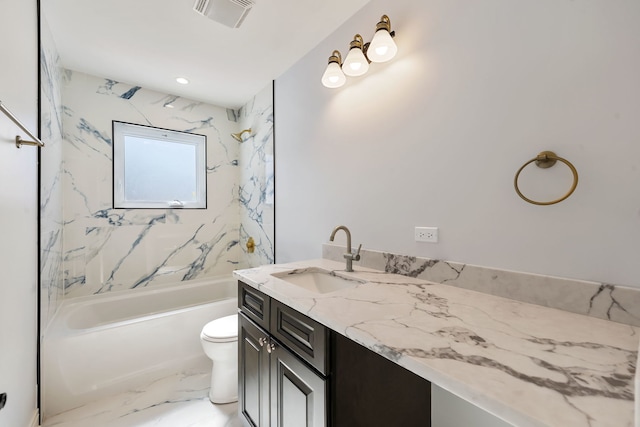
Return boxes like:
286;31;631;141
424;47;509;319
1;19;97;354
415;226;438;243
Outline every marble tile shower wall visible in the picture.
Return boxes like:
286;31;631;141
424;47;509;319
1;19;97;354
238;85;274;268
323;244;640;327
40;17;65;325
59;71;265;298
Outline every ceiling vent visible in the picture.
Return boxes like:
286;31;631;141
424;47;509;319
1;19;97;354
193;0;255;29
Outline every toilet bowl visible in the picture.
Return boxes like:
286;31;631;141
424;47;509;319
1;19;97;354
200;313;238;404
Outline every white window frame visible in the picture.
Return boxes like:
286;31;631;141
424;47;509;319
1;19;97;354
113;121;207;209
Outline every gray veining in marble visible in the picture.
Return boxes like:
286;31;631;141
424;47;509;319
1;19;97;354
40;16;65;327
38;68;274;300
234;259;639;427
238;84;275;268
42;367;242;427
324;244;640;327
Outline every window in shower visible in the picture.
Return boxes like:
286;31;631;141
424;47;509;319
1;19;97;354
113;121;207;209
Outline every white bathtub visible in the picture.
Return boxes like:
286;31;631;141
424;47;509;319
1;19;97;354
42;276;238;418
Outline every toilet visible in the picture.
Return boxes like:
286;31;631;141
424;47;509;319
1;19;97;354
200;313;239;404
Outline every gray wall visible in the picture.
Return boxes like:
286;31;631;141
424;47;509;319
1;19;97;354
274;0;640;425
275;0;640;289
0;0;39;425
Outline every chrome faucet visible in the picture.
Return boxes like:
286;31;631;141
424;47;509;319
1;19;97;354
329;225;362;272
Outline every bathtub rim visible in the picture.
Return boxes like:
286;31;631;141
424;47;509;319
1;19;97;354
44;274;237;336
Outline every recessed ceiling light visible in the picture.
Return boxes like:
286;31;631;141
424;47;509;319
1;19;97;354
176;77;189;85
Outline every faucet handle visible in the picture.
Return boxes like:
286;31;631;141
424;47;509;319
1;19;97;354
353;243;362;261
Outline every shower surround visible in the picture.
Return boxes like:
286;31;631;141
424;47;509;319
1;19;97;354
61;71;238;297
60;72;273;298
40;38;274;315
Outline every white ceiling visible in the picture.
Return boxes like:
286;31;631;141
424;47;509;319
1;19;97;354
42;0;370;109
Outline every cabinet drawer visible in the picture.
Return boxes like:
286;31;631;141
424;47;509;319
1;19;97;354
238;281;270;331
270;299;328;375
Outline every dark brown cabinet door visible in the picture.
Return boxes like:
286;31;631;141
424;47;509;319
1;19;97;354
331;332;431;426
239;313;270;427
270;342;327;427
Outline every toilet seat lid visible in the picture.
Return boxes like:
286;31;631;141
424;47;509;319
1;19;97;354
202;314;238;342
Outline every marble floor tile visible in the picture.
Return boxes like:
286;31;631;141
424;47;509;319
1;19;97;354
42;369;242;427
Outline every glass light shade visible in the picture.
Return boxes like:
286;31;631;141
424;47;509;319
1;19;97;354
321;62;346;88
342;47;369;77
367;29;397;63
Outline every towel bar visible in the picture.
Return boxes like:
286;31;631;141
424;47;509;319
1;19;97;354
0;100;45;148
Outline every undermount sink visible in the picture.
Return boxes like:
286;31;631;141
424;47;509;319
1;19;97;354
271;268;365;294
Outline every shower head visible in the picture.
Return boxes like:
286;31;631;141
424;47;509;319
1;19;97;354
231;128;252;142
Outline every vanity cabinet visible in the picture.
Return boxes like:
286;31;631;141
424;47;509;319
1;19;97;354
237;280;431;427
239;282;327;427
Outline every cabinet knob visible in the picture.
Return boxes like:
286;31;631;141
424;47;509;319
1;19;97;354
266;342;276;353
258;337;268;347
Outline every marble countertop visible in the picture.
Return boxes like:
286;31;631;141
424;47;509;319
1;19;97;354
233;259;638;427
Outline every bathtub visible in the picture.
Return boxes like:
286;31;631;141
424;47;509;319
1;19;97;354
42;276;238;418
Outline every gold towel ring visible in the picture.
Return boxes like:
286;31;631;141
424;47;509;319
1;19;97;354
514;151;578;206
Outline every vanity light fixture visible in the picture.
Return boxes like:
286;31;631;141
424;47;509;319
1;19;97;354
321;14;398;89
342;34;370;77
321;50;347;88
176;77;190;85
367;15;397;63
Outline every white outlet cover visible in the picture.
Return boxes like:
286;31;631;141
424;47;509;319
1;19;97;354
415;226;438;243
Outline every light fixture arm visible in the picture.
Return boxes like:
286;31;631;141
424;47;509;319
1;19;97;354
328;50;342;65
349;34;365;51
362;42;371;63
375;14;395;37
